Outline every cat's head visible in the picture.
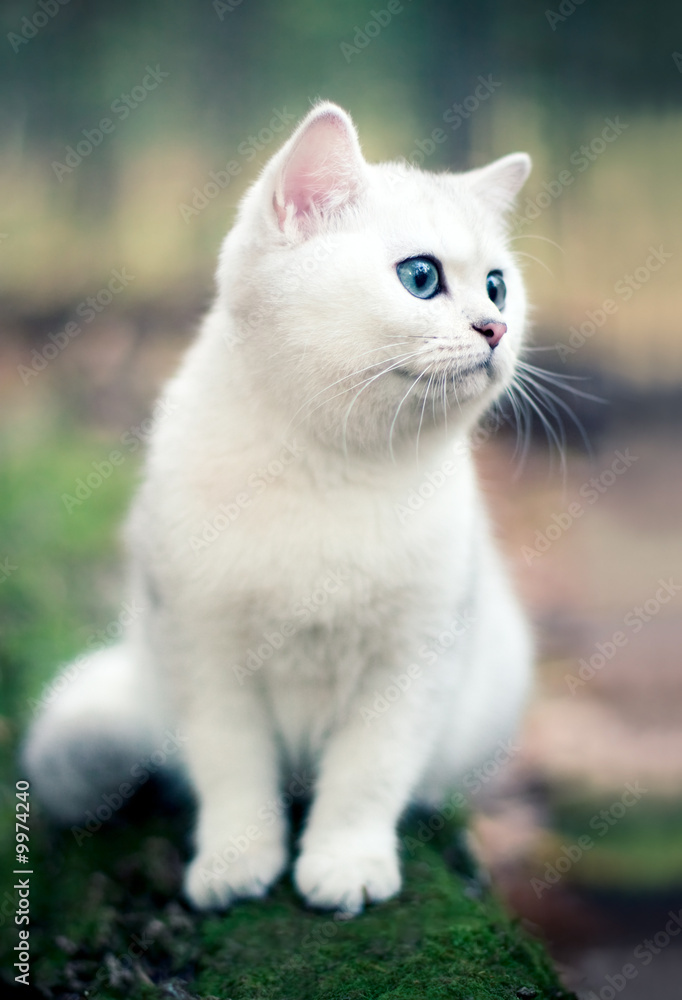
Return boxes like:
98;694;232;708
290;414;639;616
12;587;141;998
217;102;531;456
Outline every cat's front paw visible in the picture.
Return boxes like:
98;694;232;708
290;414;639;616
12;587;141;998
294;831;401;914
184;840;287;910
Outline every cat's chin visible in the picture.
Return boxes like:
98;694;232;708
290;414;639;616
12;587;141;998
393;354;512;404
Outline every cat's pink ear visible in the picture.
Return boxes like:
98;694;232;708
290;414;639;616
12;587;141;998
465;153;532;213
273;103;365;238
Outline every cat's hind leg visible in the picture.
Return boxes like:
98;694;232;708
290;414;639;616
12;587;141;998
21;642;172;825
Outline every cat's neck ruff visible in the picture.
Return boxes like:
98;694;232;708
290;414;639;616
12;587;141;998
179;308;478;484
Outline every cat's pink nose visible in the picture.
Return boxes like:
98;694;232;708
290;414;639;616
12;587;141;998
474;321;507;349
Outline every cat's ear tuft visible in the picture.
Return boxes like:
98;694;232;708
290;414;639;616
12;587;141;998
272;102;365;239
465;152;532;214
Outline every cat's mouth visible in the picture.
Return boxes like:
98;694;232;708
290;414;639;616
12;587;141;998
389;351;515;406
392;356;496;382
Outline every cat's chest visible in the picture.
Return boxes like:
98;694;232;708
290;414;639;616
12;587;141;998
180;450;478;624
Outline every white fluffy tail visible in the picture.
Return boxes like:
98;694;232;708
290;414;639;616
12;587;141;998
22;643;175;825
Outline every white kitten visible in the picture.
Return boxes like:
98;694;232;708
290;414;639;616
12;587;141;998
24;102;533;914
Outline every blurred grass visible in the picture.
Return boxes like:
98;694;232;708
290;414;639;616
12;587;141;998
0;421;140;733
542;794;682;890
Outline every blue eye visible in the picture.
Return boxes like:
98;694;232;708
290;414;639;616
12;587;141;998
486;270;506;309
396;257;441;299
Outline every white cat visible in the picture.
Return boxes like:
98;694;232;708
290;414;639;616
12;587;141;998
24;102;533;915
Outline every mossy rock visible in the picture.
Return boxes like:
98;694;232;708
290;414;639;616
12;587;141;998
0;791;574;1000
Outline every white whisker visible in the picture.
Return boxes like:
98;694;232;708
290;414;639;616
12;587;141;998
388;370;427;461
511;377;567;480
509;234;565;254
283;346;426;438
415;372;435;461
517;370;594;458
516;360;605;402
513;250;555;276
337;351;428;454
504;383;532;476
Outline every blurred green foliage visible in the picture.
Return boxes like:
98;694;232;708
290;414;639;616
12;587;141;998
3;0;682;155
0;423;139;734
546;793;682;889
2;0;682;381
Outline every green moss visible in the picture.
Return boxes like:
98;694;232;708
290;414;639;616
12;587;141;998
0;423;574;999
0;802;573;1000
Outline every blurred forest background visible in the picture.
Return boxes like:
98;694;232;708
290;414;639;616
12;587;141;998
1;0;682;997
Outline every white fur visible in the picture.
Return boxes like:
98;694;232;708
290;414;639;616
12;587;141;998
24;103;533;914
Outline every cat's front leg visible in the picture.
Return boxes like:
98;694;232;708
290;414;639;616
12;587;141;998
180;680;287;910
294;663;441;914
